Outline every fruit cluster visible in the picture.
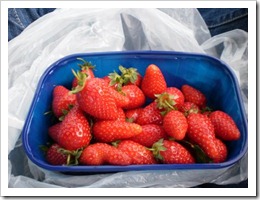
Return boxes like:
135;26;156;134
44;58;241;166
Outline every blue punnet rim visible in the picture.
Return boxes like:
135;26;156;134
22;50;248;173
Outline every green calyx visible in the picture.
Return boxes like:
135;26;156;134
119;65;139;85
58;147;83;165
108;71;123;91
155;92;177;116
71;69;87;94
76;57;95;71
107;65;140;91
148;139;167;162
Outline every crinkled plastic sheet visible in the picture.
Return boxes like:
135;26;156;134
8;8;248;188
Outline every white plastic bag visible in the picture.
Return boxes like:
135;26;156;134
8;8;248;188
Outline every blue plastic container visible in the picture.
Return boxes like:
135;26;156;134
22;51;248;173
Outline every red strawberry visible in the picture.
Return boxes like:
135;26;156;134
136;101;163;125
164;87;185;106
151;139;195;164
117;140;157;164
48;123;61;143
212;138;228;163
46;143;68;165
176;102;200;116
163;110;188;140
121;85;146;109
72;58;95;88
209;110;240;141
75;77;118;120
52;85;76;118
125;108;143;122
57;105;91;151
79;143;132;166
141;64;167;99
130;124;168;147
107;87;130;108
92;121;142;143
181;84;206;108
186;113;219;161
116;107;126;121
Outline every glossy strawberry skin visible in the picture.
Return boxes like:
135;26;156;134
107;87;130;108
176;101;200;116
212;138;228;163
46;143;68;165
79;143;132;166
52;85;76;118
163;110;188;140
125;108;143;122
186;113;219;160
76;78;118;120
136;101;163;125
181;84;206;108
92;121;142;143
121;85;146;109
48;123;61;143
209;110;240;141
141;64;167;99
155;140;195;164
130;124;168;148
117;140;157;165
57;106;91;151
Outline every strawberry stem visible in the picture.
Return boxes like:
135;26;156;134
70;69;87;94
76;58;95;70
155;92;176;116
150;139;167;162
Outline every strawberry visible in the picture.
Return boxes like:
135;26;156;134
209;110;240;141
164;87;185;106
92;121;142;143
79;143;132;166
176;102;200;116
186;113;219;161
136;101;163;125
121;85;146;109
52;85;76;118
125;108;143;122
130;124;168;147
181;84;206;108
116;107;126;121
163;110;188;140
72;58;95;88
48;123;61;143
46;143;68;165
212;138;228;163
119;65;142;87
74;77;119;120
117;140;157;164
141;64;167;99
57;105;91;151
151;139;195;164
107;87;130;108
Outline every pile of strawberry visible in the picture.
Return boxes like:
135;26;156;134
44;58;241;166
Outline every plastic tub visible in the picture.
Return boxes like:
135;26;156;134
22;51;248;173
